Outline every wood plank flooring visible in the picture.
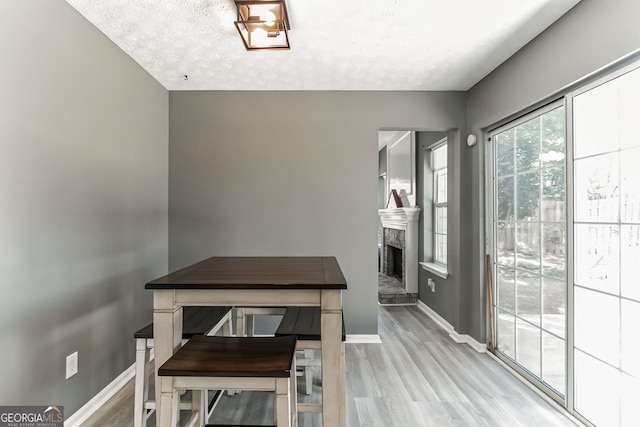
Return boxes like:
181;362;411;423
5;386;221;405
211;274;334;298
81;306;580;427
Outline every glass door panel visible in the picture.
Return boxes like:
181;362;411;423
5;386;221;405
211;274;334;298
492;103;567;398
572;64;640;427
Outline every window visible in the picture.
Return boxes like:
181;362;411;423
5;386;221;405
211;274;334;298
421;139;448;278
432;143;448;265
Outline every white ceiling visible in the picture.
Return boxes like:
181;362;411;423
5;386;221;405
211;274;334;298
65;0;581;91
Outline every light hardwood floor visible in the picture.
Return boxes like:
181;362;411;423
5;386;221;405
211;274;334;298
81;306;580;426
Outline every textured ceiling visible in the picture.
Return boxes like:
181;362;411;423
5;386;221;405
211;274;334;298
65;0;581;91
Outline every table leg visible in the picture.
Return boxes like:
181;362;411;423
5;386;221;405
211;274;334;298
340;341;346;427
153;291;182;427
321;290;345;427
159;376;179;427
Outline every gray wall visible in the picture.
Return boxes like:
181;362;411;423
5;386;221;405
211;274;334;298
465;0;640;341
0;0;168;414
169;91;466;334
415;128;476;336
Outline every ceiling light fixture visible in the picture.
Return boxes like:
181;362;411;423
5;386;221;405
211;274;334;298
234;0;290;50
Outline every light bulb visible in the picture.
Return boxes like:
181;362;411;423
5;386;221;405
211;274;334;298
261;11;276;26
250;28;268;47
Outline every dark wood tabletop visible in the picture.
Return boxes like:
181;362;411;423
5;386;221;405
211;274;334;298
145;256;347;290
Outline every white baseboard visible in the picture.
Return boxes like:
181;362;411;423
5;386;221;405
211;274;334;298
65;363;136;427
449;331;488;353
378;302;418;307
417;300;486;353
346;334;382;344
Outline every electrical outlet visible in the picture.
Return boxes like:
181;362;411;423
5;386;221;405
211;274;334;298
428;278;436;293
66;352;78;379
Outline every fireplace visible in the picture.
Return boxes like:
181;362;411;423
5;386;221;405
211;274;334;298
389;246;403;279
378;207;420;295
389;246;404;280
382;228;405;282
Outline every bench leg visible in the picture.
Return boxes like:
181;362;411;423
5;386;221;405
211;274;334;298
134;339;150;427
235;307;245;337
190;389;206;426
290;357;298;427
229;308;245;396
303;350;313;395
222;312;233;337
224;312;237;396
207;311;236;397
275;377;292;427
247;315;255;337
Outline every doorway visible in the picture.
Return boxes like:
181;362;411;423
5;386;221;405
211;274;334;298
378;130;417;305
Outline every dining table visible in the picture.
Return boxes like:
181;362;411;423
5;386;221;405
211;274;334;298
145;256;347;427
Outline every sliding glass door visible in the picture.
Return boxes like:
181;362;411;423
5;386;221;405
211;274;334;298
490;61;640;427
491;102;567;398
572;63;640;427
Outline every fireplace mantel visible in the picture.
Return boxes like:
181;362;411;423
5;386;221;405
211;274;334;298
378;208;420;230
378;207;420;295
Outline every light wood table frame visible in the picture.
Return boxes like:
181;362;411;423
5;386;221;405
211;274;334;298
145;256;347;427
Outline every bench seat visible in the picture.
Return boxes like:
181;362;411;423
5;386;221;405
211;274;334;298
158;335;298;427
275;306;345;341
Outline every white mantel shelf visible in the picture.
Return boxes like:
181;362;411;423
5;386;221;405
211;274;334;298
378;207;420;230
378;207;420;294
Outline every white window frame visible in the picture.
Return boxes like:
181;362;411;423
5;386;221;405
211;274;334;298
421;138;449;278
432;143;448;266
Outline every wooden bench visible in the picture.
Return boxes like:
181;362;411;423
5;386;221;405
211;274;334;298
134;306;233;427
275;306;346;341
158;335;298;427
275;307;346;413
